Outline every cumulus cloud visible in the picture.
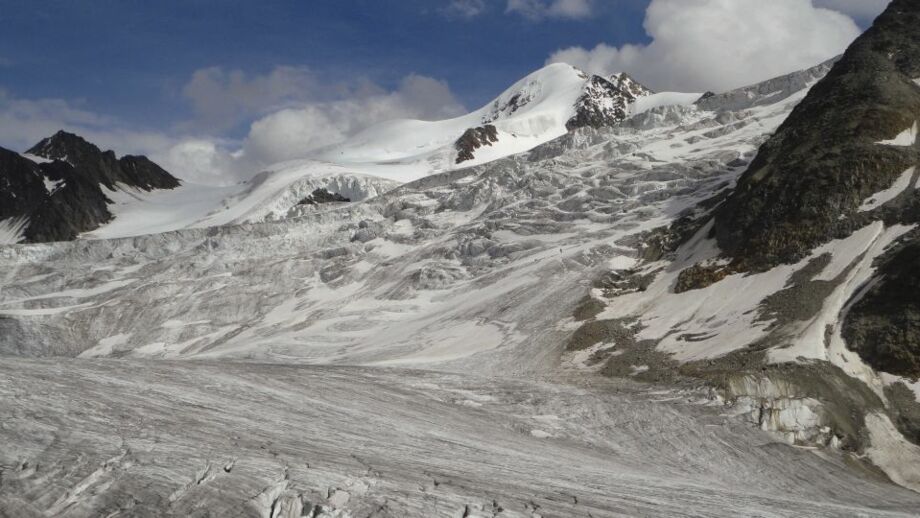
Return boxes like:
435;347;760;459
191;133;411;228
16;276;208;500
547;0;861;93
181;65;318;131
179;66;466;169
241;74;466;164
814;0;889;21
0;89;112;149
171;70;464;181
506;0;592;20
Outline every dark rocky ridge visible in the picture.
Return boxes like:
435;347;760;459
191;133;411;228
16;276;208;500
298;188;351;206
455;125;499;164
28;131;179;191
712;0;920;269
0;131;180;243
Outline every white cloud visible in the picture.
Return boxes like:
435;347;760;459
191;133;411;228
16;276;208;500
179;66;466;171
0;89;112;149
507;0;592;20
154;139;239;185
814;0;889;21
242;74;466;164
181;65;318;131
1;71;466;186
547;0;861;93
446;0;487;18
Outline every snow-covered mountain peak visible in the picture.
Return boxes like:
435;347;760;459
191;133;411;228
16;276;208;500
479;62;588;124
319;62;654;171
609;72;654;99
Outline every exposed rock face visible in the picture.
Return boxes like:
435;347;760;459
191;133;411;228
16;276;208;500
0;150;54;226
609;72;652;100
655;0;920;459
844;235;920;379
455;125;499;164
0;131;180;243
298;187;351;206
482;93;533;123
713;0;920;269
28;131;180;191
566;74;652;131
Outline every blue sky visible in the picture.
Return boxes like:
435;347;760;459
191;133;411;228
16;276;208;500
0;0;650;133
0;0;888;182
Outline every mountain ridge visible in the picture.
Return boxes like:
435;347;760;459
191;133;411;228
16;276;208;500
0;133;180;243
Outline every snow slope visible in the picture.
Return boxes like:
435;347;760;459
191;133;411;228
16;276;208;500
79;162;399;240
631;92;701;115
0;216;28;245
313;64;679;181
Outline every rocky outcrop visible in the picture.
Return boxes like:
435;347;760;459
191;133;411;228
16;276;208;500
0;131;180;243
843;233;920;379
566;74;652;131
298;188;351;206
713;0;920;269
455;125;499;164
609;72;652;101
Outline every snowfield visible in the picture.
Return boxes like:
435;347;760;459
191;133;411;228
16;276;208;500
80;162;399;240
2;61;920;516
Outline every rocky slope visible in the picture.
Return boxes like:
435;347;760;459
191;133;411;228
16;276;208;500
0;132;180;244
708;0;920;433
583;0;920;489
566;73;652;131
714;0;920;268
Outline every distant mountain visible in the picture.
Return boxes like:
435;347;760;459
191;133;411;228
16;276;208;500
0;131;180;244
318;63;656;169
27;131;180;191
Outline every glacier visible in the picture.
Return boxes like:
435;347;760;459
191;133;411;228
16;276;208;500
2;58;920;516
